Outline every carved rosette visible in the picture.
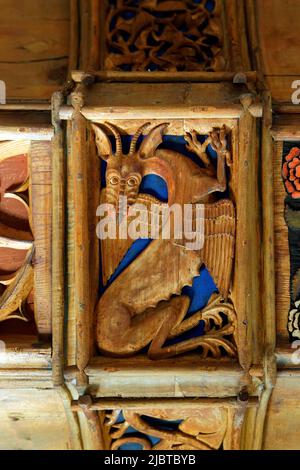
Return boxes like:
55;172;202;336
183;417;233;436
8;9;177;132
105;0;225;72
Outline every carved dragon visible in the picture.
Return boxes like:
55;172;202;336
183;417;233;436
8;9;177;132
93;122;236;359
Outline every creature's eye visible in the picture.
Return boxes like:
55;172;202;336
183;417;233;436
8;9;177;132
109;175;120;185
127;176;138;187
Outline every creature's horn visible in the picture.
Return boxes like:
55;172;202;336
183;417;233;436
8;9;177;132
129;122;151;155
139;123;169;159
104;122;122;156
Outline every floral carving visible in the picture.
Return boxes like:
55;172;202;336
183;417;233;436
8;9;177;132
288;300;300;339
282;145;300;340
282;147;300;199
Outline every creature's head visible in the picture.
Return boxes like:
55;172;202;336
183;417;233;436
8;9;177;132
92;122;168;206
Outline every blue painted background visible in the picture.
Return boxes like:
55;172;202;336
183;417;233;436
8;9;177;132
113;411;183;450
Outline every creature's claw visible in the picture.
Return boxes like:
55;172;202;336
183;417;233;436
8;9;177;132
209;125;232;167
105;409;122;426
184;130;211;167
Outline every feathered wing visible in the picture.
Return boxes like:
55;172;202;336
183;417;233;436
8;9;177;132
200;200;236;298
100;189;235;298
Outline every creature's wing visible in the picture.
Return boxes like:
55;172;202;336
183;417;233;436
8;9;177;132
100;190;168;285
101;232;133;286
200;200;235;298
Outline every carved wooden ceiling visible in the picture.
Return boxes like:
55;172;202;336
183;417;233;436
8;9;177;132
0;0;300;452
254;0;300;104
0;0;71;102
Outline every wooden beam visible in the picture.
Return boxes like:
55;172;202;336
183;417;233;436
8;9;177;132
84;356;260;398
271;114;300;141
71;70;258;84
51;92;66;386
71;396;259;412
0;111;53;140
70;85;91;383
30;141;52;335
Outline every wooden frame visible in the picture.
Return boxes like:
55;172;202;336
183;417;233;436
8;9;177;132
0;110;54;383
77;0;251;74
1;0;296;451
269;115;300;366
70;395;259;450
56;73;262;409
247;1;300;369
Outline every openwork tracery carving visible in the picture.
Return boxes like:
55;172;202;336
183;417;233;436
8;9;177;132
105;0;225;71
105;408;228;450
93;122;236;360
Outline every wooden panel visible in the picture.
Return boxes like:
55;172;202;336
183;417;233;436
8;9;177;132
273;141;290;338
255;0;300;76
0;388;72;449
263;373;300;450
266;76;300;106
255;0;300;104
0;0;70;101
30;142;52;335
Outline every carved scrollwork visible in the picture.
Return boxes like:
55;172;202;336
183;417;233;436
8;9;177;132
166;293;237;359
0;143;34;323
105;408;228;450
105;0;225;72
